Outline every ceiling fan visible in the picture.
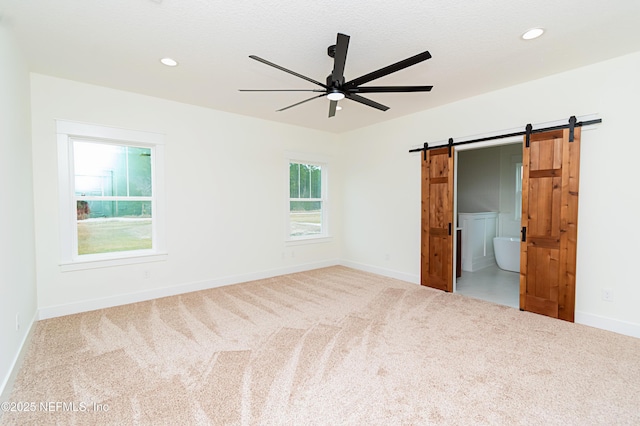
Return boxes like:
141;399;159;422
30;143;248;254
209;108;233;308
240;33;433;118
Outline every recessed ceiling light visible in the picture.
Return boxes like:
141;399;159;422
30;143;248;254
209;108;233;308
160;57;178;67
521;28;545;40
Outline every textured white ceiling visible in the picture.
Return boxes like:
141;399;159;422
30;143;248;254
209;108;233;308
2;0;639;133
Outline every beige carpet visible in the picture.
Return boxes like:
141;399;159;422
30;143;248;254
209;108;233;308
3;266;640;425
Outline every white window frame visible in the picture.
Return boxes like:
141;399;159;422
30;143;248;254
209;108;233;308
285;152;330;243
56;120;167;271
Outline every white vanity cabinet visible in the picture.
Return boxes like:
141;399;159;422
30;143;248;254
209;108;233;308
458;212;498;272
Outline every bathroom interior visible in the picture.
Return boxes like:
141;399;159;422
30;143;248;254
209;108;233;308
455;141;522;308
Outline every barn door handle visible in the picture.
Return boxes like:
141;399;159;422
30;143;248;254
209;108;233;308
521;226;527;242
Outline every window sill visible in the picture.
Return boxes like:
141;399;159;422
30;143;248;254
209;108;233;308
60;252;168;272
285;236;333;246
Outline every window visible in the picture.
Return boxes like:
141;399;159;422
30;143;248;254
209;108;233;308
74;142;153;255
57;120;166;269
287;157;328;240
515;162;523;220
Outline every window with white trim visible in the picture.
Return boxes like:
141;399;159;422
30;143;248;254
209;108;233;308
57;120;166;269
515;162;523;220
287;159;328;240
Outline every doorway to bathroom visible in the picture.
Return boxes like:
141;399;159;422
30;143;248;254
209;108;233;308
453;139;522;308
420;119;588;321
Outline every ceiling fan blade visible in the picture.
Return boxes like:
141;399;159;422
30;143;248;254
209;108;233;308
239;89;326;92
328;100;338;117
276;94;326;112
343;51;432;89
331;33;350;84
249;55;327;88
345;93;389;111
348;85;433;93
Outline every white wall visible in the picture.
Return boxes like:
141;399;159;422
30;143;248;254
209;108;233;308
21;48;640;339
341;51;640;336
0;25;38;399
457;146;502;213
30;74;342;317
457;144;521;236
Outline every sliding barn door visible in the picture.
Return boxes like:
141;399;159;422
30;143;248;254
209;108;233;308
421;147;454;292
520;127;580;321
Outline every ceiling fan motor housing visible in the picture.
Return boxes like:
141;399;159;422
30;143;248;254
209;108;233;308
327;74;344;88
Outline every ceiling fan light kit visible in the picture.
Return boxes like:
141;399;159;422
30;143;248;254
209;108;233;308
240;33;433;118
327;90;345;101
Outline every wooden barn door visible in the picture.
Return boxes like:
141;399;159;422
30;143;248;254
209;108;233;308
520;127;581;322
421;147;454;292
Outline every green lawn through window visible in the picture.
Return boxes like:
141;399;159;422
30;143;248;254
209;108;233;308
77;218;152;255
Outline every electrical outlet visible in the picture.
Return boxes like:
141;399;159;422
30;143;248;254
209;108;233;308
144;270;150;279
16;313;20;331
602;288;614;302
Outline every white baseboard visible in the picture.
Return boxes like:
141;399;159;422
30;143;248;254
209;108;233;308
339;260;420;285
34;259;640;341
0;311;37;404
39;259;340;320
575;311;640;339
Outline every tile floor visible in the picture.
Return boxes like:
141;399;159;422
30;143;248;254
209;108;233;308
455;263;519;309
